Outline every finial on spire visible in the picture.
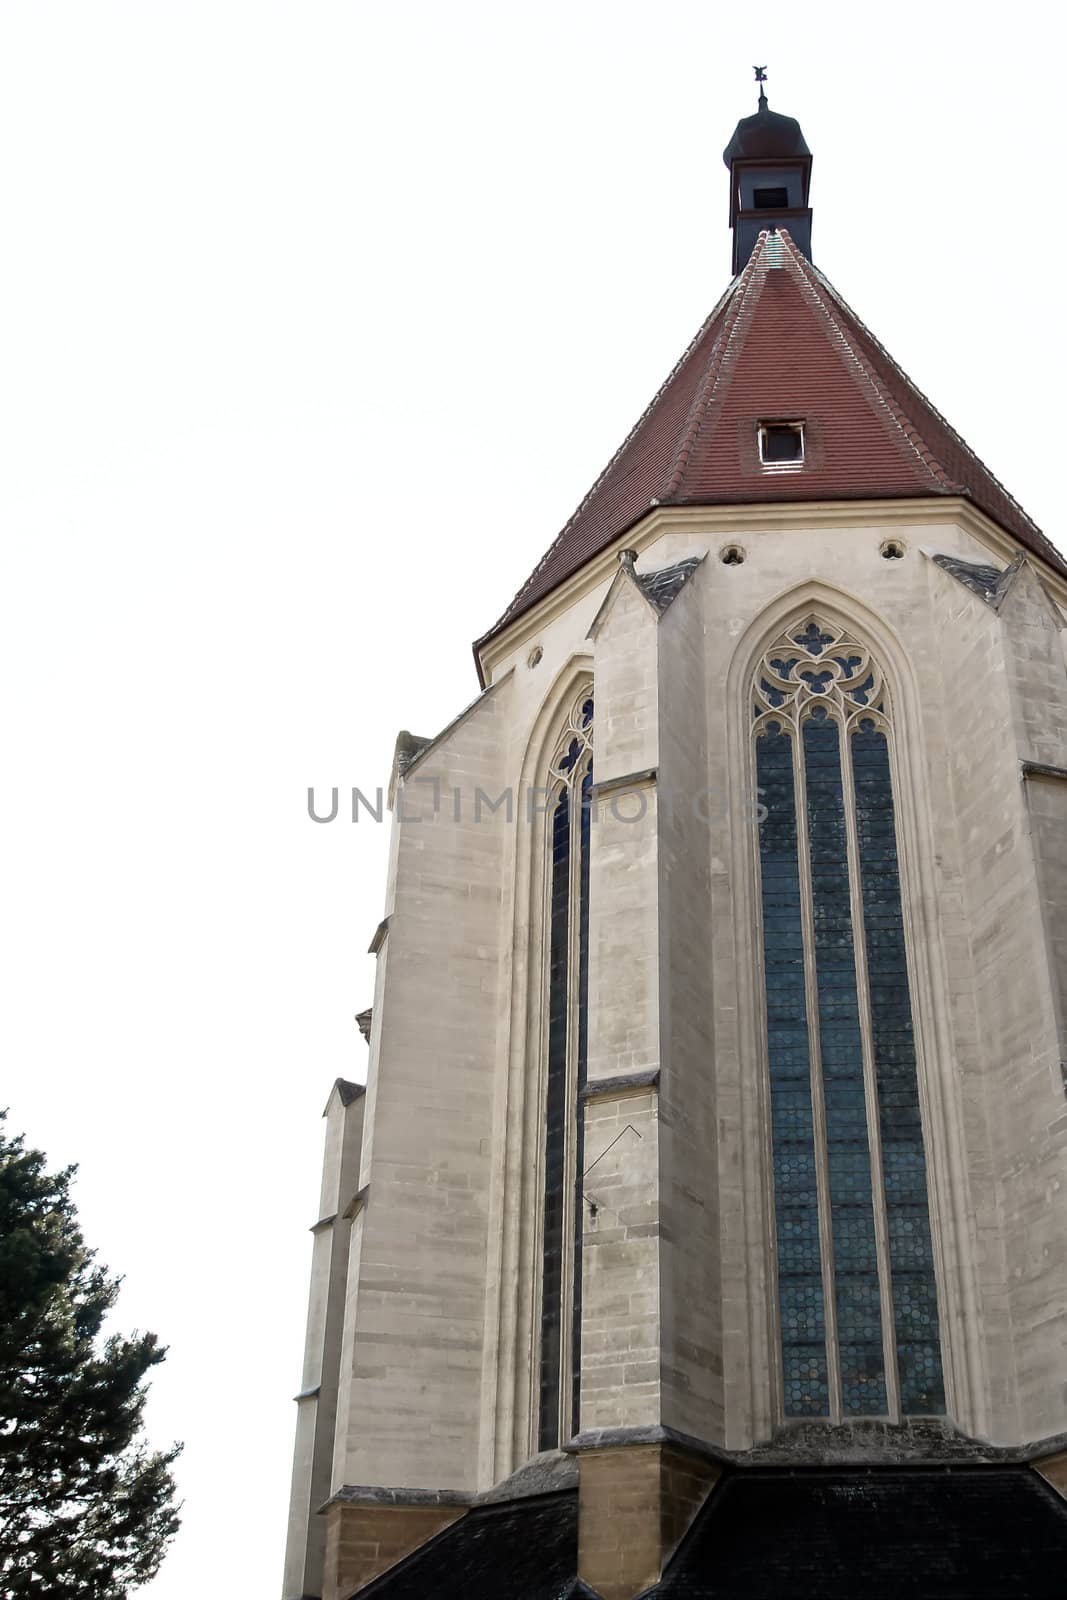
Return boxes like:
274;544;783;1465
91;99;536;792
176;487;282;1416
724;79;813;273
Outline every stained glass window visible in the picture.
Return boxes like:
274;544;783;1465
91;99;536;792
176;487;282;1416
753;620;944;1420
539;691;593;1449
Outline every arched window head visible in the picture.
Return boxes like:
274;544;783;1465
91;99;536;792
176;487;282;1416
539;688;593;1450
752;616;944;1422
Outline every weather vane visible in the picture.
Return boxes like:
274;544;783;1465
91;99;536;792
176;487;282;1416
754;64;768;108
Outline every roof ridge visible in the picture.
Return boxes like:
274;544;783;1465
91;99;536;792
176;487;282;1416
662;236;769;499
479;276;741;640
804;248;1056;558
774;232;952;493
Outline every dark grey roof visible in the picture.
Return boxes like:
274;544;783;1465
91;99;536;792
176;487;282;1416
474;1448;578;1504
932;552;1011;603
394;730;432;777
655;1466;1067;1598
352;1491;582;1600
351;1466;1067;1600
723;99;812;166
635;557;703;614
332;1079;364;1108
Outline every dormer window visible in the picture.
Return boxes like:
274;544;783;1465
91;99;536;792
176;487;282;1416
759;420;805;469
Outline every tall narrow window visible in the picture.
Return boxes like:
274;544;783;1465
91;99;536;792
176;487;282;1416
753;619;944;1420
539;690;593;1450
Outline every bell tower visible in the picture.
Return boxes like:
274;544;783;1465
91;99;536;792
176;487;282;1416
723;69;813;272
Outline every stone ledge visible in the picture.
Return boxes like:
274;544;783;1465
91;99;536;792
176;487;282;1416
592;767;658;801
475;1449;580;1504
564;1419;1067;1469
728;1420;1067;1468
564;1423;729;1468
342;1184;370;1222
323;1484;474;1511
1022;759;1067;781
581;1069;661;1102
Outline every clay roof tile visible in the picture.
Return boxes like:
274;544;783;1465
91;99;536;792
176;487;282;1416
475;230;1065;669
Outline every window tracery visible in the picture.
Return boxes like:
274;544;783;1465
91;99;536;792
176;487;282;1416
539;689;593;1449
752;617;943;1420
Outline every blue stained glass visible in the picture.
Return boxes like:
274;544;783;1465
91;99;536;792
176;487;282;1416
756;723;829;1417
540;697;594;1450
756;647;945;1424
792;622;836;655
852;723;945;1415
803;715;887;1416
780;1280;825;1341
782;1348;831;1416
777;1207;822;1274
571;765;592;1438
539;787;570;1449
558;737;583;774
839;1345;888;1414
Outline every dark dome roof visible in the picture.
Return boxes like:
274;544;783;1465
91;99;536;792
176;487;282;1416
723;99;811;166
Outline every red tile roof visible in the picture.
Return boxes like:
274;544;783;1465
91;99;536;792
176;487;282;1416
475;229;1065;663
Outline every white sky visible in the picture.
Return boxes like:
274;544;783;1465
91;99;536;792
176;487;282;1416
1;3;1063;1595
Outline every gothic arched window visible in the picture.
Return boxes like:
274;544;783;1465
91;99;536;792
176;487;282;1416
753;619;944;1421
539;689;593;1450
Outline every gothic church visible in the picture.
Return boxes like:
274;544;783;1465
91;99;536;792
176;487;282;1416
283;89;1067;1600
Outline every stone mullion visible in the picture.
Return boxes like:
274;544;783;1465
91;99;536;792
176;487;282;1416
791;705;844;1422
840;709;902;1421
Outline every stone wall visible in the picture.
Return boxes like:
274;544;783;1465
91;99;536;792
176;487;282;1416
289;503;1067;1598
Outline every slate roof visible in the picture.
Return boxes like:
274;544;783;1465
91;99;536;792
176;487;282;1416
476;229;1066;664
351;1491;586;1600
351;1467;1067;1600
723;101;811;164
654;1467;1067;1599
634;557;703;614
932;551;1020;605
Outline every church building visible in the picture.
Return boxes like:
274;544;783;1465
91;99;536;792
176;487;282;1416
283;86;1067;1600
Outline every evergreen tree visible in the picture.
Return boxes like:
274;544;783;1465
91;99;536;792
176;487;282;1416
0;1114;180;1596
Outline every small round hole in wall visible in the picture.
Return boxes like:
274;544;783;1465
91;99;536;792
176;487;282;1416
527;645;544;668
880;539;906;560
720;544;746;566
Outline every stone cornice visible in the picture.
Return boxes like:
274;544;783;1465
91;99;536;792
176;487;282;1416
477;499;1067;687
563;1418;1067;1469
